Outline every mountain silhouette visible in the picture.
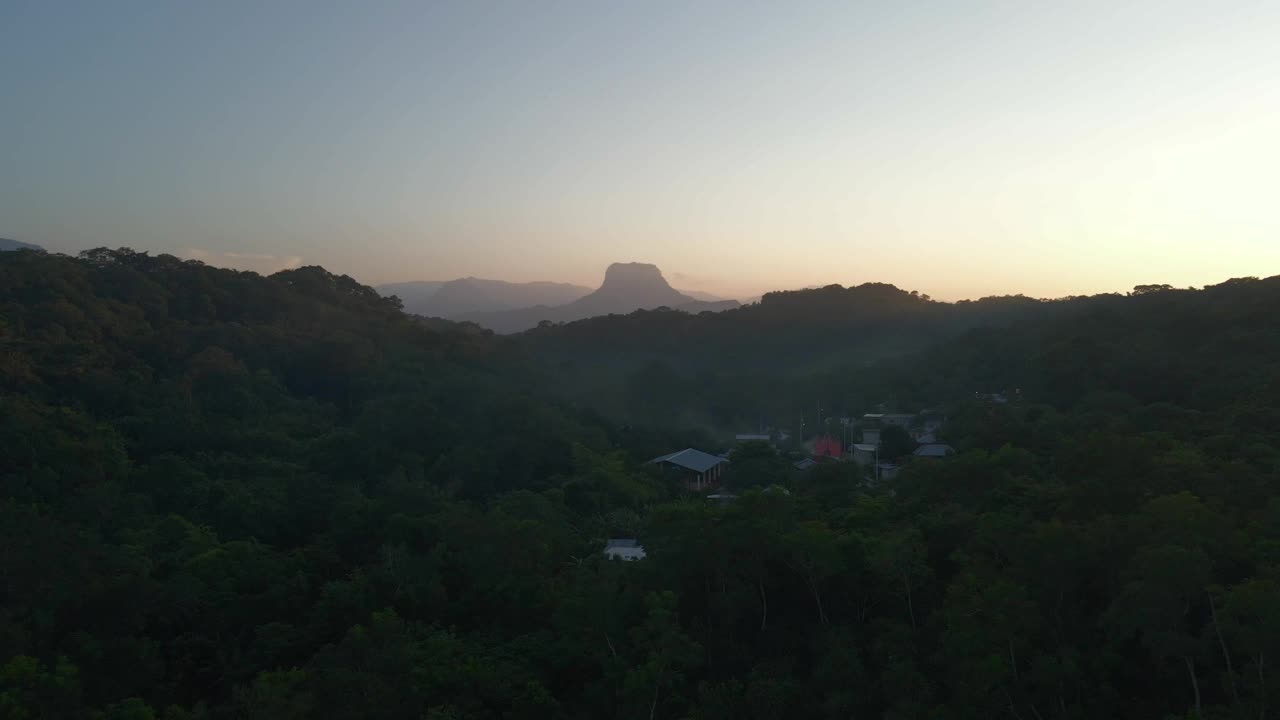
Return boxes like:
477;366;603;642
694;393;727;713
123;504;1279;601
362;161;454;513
679;288;731;303
0;238;44;252
457;262;738;333
378;277;591;318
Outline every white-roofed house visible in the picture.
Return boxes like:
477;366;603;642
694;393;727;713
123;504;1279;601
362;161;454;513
604;539;646;561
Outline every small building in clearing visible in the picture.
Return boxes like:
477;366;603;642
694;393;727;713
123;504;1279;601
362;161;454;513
852;443;878;466
652;448;728;490
604;539;646;561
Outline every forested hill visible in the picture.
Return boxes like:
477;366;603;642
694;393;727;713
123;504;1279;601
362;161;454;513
520;282;1045;373
828;276;1280;413
0;248;617;501
520;276;1280;431
5;249;1280;720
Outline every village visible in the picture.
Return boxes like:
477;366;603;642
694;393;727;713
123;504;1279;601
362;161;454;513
604;403;984;561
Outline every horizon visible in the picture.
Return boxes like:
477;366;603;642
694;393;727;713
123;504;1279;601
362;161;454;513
4;2;1280;301
11;241;1270;305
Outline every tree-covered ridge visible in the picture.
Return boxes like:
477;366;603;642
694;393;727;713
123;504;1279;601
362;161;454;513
2;250;1280;719
521;282;1047;373
529;276;1280;434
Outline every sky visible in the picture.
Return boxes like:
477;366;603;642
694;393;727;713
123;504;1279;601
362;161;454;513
3;1;1279;301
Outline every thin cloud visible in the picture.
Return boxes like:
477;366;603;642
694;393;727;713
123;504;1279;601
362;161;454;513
182;248;303;275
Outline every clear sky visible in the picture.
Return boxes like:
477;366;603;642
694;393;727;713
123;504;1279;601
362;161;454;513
3;1;1279;300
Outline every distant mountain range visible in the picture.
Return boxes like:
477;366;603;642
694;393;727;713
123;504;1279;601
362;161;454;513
377;263;738;332
455;263;739;333
0;238;44;252
378;277;593;318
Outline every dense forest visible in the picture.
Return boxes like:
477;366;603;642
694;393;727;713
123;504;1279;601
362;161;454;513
3;248;1280;719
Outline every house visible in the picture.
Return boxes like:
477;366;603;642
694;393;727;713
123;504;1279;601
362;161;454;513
862;413;885;423
913;443;956;458
735;433;772;444
852;443;878;466
652;448;728;490
793;458;818;471
861;428;881;446
876;463;900;480
604;539;646;561
911;431;937;444
881;413;916;427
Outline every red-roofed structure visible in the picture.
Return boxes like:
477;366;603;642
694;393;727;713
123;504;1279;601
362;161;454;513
813;434;843;459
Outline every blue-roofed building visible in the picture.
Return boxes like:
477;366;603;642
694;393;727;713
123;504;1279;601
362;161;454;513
914;443;956;458
652;448;727;490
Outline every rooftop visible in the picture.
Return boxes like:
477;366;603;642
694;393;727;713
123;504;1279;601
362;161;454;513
651;448;728;473
604;539;646;561
914;443;955;458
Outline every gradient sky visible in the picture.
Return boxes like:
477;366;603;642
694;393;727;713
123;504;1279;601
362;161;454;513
3;1;1279;300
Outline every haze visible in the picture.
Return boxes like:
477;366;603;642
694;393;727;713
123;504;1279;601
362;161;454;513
3;1;1279;300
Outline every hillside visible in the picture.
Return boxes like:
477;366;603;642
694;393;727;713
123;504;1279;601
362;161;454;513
523;282;1043;370
459;262;740;333
521;277;1280;433
835;275;1280;413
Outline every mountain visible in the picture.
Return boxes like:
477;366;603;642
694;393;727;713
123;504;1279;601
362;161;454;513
459;262;739;333
0;238;44;252
676;288;730;303
377;277;591;318
376;280;446;313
